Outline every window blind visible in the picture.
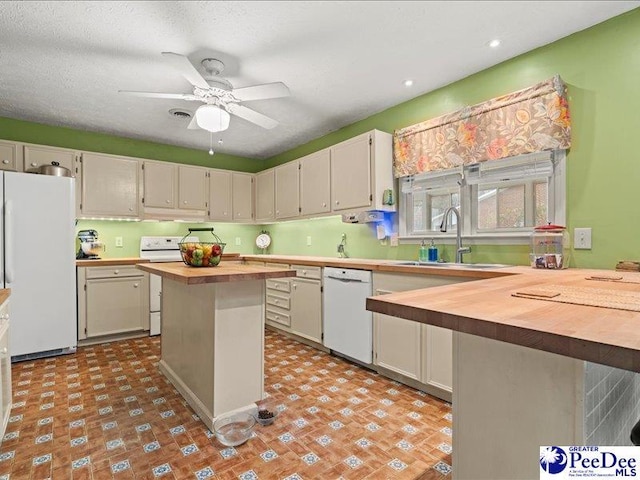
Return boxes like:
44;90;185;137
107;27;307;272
465;151;554;185
401;167;463;194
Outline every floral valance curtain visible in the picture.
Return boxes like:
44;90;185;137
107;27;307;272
392;75;571;178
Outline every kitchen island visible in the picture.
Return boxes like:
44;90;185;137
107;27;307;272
137;261;296;430
367;267;640;479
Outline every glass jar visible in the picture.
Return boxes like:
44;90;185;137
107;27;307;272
529;224;570;269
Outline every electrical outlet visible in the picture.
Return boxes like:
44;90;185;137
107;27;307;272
115;236;123;248
235;237;241;246
306;236;312;246
574;227;592;250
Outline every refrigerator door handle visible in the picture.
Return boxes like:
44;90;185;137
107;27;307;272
4;200;13;285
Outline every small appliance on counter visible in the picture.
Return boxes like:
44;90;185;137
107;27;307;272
76;229;105;259
530;224;569;269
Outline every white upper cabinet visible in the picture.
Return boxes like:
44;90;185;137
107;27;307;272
330;130;394;213
178;165;208;210
0;141;19;172
143;161;177;208
209;169;232;221
300;149;331;216
256;168;275;222
275;161;300;219
80;153;140;218
23;145;77;176
232;172;254;222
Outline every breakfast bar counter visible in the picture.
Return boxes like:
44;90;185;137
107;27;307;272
367;268;640;479
137;262;296;430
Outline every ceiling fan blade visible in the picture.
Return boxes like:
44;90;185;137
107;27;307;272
118;90;196;100
161;52;210;89
227;104;279;129
187;116;199;130
232;82;290;102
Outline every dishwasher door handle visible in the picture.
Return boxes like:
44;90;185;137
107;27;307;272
327;275;365;283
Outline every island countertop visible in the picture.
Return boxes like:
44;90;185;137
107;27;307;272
366;267;640;373
137;261;296;285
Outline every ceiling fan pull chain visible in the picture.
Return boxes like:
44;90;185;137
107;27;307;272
209;132;214;156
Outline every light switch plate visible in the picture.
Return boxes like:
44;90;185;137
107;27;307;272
115;237;123;248
306;236;312;246
235;237;241;246
574;227;592;249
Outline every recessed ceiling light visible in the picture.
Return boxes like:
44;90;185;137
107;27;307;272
404;79;414;87
489;39;501;48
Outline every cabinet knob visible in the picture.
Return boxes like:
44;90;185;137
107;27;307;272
302;270;307;275
129;207;133;211
275;315;279;320
322;203;326;207
335;201;340;205
183;200;188;204
166;199;171;204
274;299;279;304
276;210;280;214
2;160;8;164
223;212;227;216
30;162;37;167
133;283;139;288
293;283;297;290
1;347;6;354
114;270;119;274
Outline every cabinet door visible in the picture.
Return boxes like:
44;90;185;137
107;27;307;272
81;153;140;217
422;325;453;392
86;276;147;337
256;169;275;221
232;172;254;221
179;165;208;210
330;133;372;211
275;161;300;219
23;145;76;175
300;149;331;216
209;169;232;221
373;289;421;380
144;161;177;208
0;141;18;172
290;278;322;343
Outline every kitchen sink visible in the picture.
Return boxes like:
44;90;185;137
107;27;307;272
394;261;511;269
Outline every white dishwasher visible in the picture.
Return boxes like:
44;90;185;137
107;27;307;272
323;267;373;364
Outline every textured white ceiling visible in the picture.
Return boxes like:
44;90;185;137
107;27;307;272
0;1;637;160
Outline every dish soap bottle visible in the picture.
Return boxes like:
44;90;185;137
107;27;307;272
428;239;438;262
419;239;429;263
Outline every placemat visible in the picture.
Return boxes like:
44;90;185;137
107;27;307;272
586;274;640;285
512;284;640;312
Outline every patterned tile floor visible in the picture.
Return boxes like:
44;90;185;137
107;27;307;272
0;330;452;479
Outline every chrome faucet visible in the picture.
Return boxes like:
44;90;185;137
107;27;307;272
440;207;470;263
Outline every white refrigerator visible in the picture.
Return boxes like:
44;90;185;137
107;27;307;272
1;171;77;360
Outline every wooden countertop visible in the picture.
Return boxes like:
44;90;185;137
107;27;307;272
76;257;150;267
137;261;296;285
367;267;640;373
241;254;512;280
0;289;10;306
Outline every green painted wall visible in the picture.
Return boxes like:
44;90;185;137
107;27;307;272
76;220;263;258
264;9;640;269
0;116;263;172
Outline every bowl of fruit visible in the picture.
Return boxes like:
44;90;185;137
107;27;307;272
178;228;226;267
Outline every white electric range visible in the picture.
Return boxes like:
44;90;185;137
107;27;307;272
139;236;196;335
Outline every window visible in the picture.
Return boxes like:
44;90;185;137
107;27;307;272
399;151;566;241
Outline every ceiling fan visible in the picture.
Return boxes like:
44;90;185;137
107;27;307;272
119;52;290;132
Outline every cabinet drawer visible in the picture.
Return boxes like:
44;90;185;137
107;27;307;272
291;264;321;280
266;278;290;293
266;309;291;327
267;293;290;310
85;265;143;279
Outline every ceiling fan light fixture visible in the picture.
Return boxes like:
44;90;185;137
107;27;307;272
195;105;230;132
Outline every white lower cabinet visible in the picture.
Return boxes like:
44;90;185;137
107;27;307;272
372;272;476;400
264;264;323;345
0;297;11;441
290;265;322;343
77;266;149;341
